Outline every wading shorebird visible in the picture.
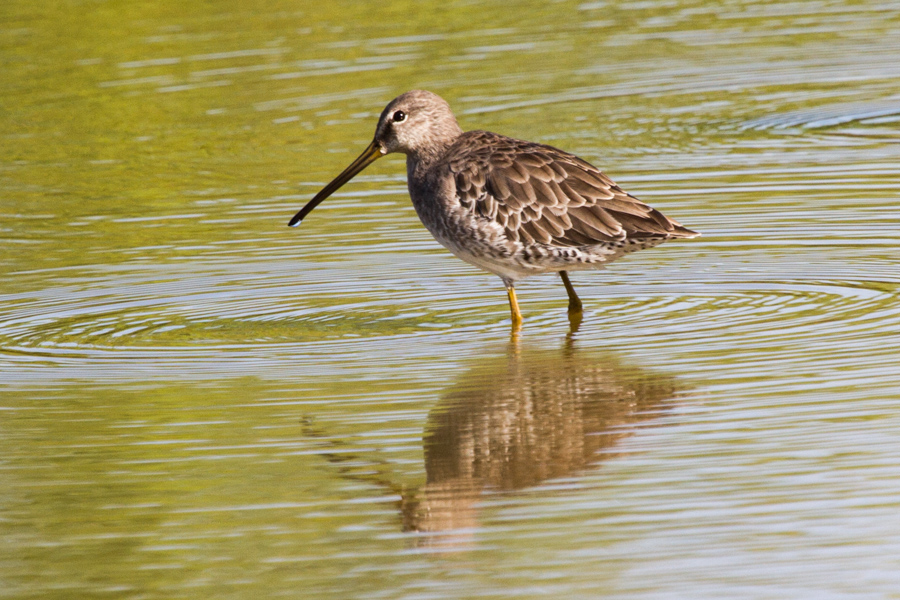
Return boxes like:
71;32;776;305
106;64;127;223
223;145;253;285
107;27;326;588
289;90;699;328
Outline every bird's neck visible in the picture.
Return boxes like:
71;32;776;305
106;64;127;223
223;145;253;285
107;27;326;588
405;131;462;178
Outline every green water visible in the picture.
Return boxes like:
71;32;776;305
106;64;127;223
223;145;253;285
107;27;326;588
3;1;900;598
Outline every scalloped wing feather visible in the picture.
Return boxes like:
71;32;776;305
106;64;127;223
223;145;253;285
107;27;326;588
446;131;697;248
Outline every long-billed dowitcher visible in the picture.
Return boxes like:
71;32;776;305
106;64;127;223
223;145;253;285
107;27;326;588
289;90;699;327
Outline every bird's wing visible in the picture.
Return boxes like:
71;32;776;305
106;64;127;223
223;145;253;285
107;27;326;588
449;131;695;247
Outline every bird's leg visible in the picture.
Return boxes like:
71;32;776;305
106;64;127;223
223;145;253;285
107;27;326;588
503;280;523;329
559;271;583;314
560;271;584;331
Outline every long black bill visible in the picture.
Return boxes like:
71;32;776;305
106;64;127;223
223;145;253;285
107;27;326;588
288;140;383;227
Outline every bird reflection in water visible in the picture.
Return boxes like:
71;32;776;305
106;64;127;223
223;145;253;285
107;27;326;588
301;335;682;551
400;341;680;548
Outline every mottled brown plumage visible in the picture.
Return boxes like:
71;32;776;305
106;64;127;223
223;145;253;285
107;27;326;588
446;130;696;247
290;90;699;327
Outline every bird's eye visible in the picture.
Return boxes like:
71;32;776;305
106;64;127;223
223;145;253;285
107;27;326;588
392;110;406;123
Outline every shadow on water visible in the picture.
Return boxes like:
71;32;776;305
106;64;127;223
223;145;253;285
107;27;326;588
305;330;683;551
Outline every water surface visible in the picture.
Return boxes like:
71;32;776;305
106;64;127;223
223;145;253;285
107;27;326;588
3;1;900;597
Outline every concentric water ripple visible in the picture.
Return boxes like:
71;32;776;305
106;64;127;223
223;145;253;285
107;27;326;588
2;235;898;388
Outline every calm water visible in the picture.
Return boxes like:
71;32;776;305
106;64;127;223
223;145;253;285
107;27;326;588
3;1;900;597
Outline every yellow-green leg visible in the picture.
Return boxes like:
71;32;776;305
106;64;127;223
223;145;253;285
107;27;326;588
560;271;583;331
559;271;583;314
506;285;523;329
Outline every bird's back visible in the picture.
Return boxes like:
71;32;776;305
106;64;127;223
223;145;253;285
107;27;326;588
443;130;697;249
